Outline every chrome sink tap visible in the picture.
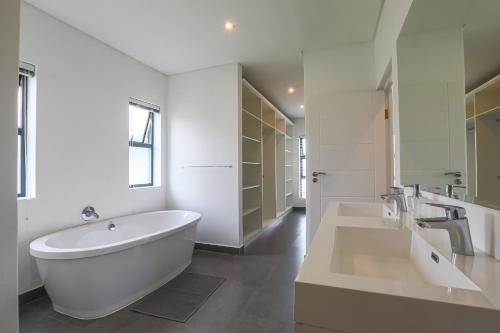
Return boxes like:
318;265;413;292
416;203;474;256
380;187;407;215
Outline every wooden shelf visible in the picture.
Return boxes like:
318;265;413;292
242;108;261;122
476;105;500;118
243;228;260;243
243;185;261;190
242;161;261;165
242;135;261;143
276;128;286;136
242;206;261;217
243;83;262;118
262;120;275;129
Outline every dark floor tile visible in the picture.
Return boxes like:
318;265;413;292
229;314;287;333
20;313;75;333
79;309;143;333
187;280;255;326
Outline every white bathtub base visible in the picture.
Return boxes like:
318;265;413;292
52;261;190;320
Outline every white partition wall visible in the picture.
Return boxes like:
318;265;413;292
167;64;241;248
168;65;294;250
0;0;20;331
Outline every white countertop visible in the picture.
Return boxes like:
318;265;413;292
296;201;500;310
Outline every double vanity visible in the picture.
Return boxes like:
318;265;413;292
294;200;500;333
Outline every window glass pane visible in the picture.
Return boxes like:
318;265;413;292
17;135;22;195
129;105;152;143
299;137;306;199
301;179;306;198
129;146;152;185
18;85;23;129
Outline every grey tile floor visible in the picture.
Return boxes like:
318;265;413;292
19;211;305;332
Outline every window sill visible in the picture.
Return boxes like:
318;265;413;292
18;196;36;201
129;185;161;190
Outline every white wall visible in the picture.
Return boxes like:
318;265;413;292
18;3;169;293
0;0;20;331
304;42;388;247
292;118;305;207
166;64;242;248
373;0;414;87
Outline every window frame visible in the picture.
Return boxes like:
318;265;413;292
128;99;158;188
299;136;306;199
18;74;28;198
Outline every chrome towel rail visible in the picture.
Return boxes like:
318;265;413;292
182;165;233;169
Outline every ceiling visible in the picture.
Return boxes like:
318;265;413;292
25;0;384;118
400;0;500;92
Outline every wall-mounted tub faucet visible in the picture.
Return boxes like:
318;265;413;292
81;206;99;222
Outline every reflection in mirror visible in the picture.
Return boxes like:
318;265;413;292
397;0;500;209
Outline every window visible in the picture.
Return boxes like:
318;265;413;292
299;136;306;198
129;98;159;188
18;62;35;198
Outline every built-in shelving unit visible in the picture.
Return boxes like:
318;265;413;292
241;79;294;244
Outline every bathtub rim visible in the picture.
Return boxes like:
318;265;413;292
29;210;200;260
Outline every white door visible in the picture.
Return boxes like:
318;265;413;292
305;90;386;248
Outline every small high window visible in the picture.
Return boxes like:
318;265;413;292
299;136;306;198
129;98;159;188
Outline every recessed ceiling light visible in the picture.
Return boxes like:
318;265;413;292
288;87;295;94
224;21;235;31
300;104;304;109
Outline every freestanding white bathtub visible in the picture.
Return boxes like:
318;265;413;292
30;210;200;319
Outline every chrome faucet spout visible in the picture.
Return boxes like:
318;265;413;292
417;203;474;256
380;192;407;214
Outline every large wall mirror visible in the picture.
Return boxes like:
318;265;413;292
397;0;500;209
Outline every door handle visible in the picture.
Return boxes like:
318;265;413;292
312;172;325;177
444;171;462;178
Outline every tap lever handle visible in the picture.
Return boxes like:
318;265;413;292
425;203;466;219
389;186;404;194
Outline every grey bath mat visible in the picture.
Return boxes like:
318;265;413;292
130;272;225;322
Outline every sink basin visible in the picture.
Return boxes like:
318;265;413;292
336;202;396;219
330;226;479;291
